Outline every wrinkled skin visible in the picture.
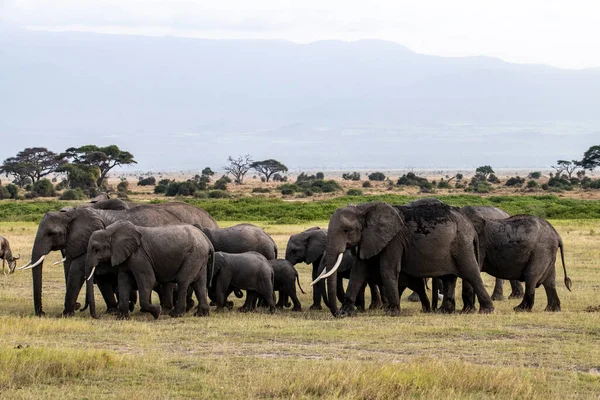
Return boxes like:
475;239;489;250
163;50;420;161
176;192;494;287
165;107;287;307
460;206;524;300
319;202;494;317
460;214;572;312
199;224;278;260
0;236;20;274
85;221;213;320
209;252;276;313
285;227;382;311
266;259;305;311
26;202;218;316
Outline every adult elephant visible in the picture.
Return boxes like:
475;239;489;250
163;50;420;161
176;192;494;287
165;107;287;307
198;224;278;260
313;201;494;317
459;213;572;312
460;206;524;300
285;227;382;311
19;202;218;316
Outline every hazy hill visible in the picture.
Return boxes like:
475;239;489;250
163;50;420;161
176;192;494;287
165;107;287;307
1;27;598;170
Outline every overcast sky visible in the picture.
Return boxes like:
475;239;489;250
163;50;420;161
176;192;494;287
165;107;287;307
2;0;599;69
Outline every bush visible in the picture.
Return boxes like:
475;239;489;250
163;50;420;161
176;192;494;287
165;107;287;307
208;190;230;199
342;172;361;181
303;189;314;196
31;179;56;197
362;181;372;188
582;178;600;189
468;181;492;193
347;189;363;196
437;179;451;189
528;171;542;179
117;180;130;193
397;173;431;189
165;181;198;197
455;173;464;180
6;184;18;199
316;172;324;180
0;186;11;199
154;184;168;194
368;172;386;181
252;187;271;193
547;176;573;191
213;176;231;191
279;183;301;195
24;191;39;199
505;176;525;187
59;189;87;200
487;174;500;184
138;176;156;186
527;180;538;188
193;191;209;199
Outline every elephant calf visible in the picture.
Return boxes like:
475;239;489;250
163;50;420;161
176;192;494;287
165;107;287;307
0;235;20;275
210;251;276;313
268;259;305;311
198;224;278;260
85;221;214;319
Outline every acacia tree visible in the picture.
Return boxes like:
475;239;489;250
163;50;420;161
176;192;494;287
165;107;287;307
475;165;494;180
551;160;579;178
250;159;288;182
59;145;136;188
0;147;65;186
223;155;252;184
580;145;600;171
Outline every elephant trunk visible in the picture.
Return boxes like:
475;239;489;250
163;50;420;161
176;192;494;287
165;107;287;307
321;240;347;317
85;253;99;318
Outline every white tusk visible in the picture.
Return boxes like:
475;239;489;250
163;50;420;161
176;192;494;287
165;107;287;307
18;255;46;270
53;257;67;265
310;253;344;286
18;261;32;270
87;266;96;281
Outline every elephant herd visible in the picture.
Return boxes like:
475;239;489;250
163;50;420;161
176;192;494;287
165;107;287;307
8;196;572;320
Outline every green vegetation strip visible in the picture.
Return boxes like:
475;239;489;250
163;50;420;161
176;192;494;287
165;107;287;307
2;195;600;223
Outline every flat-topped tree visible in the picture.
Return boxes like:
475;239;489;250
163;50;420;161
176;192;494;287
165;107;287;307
580;145;600;171
250;159;288;182
552;160;579;178
60;145;136;188
0;147;65;186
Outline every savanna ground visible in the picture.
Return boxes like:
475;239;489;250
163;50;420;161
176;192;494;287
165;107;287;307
1;212;600;399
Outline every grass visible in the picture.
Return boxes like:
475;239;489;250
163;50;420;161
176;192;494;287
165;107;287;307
2;194;600;223
0;218;599;398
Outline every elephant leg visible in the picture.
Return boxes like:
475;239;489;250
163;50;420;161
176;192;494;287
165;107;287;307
239;291;256;312
289;287;302;312
259;287;276;314
431;278;443;311
368;281;382;309
407;289;421;302
456;256;494;314
439;275;457;314
355;282;367;312
186;285;196;312
514;281;536;312
214;283;228;312
96;277;118;314
132;269;160;319
509;280;525;299
461;280;477;314
340;258;369;316
491;278;505;301
542;273;561;312
63;258;86;317
157;283;175;312
116;270;133;320
192;273;210;317
407;277;431;312
310;261;324;310
275;290;286;309
514;258;545;312
336;276;346;304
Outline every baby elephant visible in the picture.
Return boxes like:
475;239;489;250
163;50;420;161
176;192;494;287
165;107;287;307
268;259;305;311
0;236;20;275
85;221;214;319
197;224;278;260
210;251;276;313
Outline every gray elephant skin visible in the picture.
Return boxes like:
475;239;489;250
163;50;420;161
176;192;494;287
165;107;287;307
268;259;305;311
85;221;214;319
198;223;277;260
23;202;218;316
460;212;572;312
209;252;276;313
285;227;382;311
1;236;20;274
315;201;494;317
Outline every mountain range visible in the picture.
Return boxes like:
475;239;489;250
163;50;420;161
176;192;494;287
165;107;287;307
1;26;599;171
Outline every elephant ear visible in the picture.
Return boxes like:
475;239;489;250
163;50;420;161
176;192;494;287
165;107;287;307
110;221;142;266
306;229;327;265
357;202;402;260
66;208;105;259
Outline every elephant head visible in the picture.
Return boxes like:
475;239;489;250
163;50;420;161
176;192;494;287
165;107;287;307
285;227;327;266
21;207;105;316
85;221;141;318
313;202;404;316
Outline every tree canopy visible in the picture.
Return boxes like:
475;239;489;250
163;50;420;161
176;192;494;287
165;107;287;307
580;145;600;171
224;155;252;184
59;145;136;188
0;147;65;186
475;165;494;180
250;159;288;182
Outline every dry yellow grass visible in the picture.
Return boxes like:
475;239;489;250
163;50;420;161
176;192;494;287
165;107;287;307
0;219;599;398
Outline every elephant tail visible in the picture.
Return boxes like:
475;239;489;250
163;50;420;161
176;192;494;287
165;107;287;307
559;239;572;292
80;300;89;312
473;234;481;268
273;243;278;259
296;271;306;294
208;246;215;288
